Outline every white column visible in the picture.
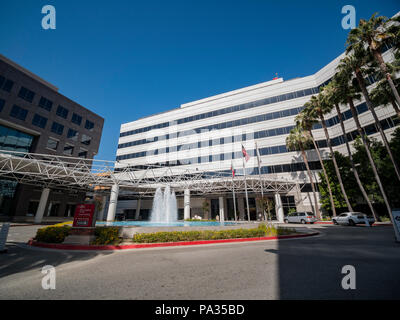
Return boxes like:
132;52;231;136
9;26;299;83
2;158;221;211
275;193;284;223
184;189;190;220
34;188;50;224
219;196;225;222
135;198;141;220
106;184;119;222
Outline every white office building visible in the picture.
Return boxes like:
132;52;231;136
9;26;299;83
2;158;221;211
114;43;399;221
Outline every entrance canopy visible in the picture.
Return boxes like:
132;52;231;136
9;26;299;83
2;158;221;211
0;150;297;195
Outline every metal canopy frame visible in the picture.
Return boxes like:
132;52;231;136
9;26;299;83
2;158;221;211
0;150;297;196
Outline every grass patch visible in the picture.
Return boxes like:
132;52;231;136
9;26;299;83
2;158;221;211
133;224;296;243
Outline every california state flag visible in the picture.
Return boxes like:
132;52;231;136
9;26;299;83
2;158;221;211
242;145;250;162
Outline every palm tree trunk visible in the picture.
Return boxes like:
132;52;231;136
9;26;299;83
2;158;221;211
309;131;337;217
390;98;400;118
372;49;400;109
299;144;321;219
354;68;400;183
335;103;378;221
319;112;353;211
347;97;392;218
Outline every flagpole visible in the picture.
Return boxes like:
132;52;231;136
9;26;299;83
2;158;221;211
231;162;237;222
242;157;250;222
255;142;265;221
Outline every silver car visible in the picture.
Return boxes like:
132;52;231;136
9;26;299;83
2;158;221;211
284;212;317;224
332;212;375;226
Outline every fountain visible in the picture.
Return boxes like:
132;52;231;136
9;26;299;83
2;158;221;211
150;186;178;223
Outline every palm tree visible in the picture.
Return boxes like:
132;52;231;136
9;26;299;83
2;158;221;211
286;126;321;219
370;76;400;118
343;46;400;183
307;93;354;212
325;78;378;221
337;56;393;218
295;108;337;217
347;13;400;107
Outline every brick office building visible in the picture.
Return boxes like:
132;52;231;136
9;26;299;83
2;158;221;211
0;54;104;221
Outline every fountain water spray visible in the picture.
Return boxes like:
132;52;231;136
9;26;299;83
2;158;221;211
150;186;178;223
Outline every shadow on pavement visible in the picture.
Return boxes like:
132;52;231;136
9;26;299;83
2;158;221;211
0;242;113;279
275;225;400;299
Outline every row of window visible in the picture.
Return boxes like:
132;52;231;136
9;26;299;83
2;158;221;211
120;79;332;138
116;115;399;167
6;104;93;145
46;136;88;158
117;101;371;160
118;106;304;149
0;74;96;132
0;124;34;154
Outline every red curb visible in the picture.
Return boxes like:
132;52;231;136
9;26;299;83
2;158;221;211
27;232;319;251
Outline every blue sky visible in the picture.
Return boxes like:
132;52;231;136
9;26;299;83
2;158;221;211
0;0;399;161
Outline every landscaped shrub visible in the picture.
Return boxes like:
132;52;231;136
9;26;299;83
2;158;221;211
133;224;296;243
34;226;71;243
91;227;121;245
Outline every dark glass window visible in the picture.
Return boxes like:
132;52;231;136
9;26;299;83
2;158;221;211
71;113;82;126
81;134;91;146
0;124;34;152
63;144;74;155
56;105;69;119
67;129;78;141
10;105;28;121
18;87;35;103
38;96;53;111
0;99;5;112
46;137;59;150
0;76;14;92
85;120;94;131
51;122;64;135
78;148;88;158
32;114;48;129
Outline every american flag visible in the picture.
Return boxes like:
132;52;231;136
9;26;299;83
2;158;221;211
242;145;250;162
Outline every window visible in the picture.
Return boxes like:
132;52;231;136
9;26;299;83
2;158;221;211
0;99;4;112
10;105;28;121
0;75;14;92
67;128;79;141
78;148;88;158
85;120;94;131
56;105;69;119
51;122;64;135
46;137;59;150
32;114;48;129
63;144;74;155
80;134;91;145
38;96;53;111
71;113;82;126
0;124;34;153
18;87;35;103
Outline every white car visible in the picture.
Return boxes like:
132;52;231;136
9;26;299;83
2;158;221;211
284;212;317;224
332;212;375;226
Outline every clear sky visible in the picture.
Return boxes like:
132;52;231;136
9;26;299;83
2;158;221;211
0;0;399;161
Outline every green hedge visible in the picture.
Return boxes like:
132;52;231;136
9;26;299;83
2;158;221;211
133;224;296;243
34;226;71;243
34;226;121;245
91;227;121;245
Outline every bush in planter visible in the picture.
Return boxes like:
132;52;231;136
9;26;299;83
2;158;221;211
34;226;71;243
91;227;121;245
133;224;296;243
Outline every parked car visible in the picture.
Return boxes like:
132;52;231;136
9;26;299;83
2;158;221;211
284;212;317;224
332;212;375;226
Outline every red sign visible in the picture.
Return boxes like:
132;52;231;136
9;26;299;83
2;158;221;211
72;204;95;228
